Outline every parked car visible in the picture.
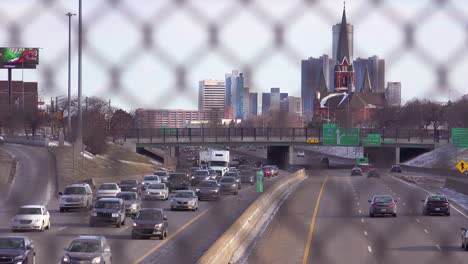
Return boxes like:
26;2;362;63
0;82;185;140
368;195;397;217
219;177;239;195
367;169;380;178
351;167;363;176
0;236;35;264
59;183;93;212
11;205;51;232
319;157;329;169
422;195;450;216
132;208;168;240
167;173;190;192
61;236;111;264
390;165;402;173
190;170;211;186
297;150;305;157
144;183;169;200
116;192;141;217
89;198;126;228
118;179;140;193
153;171;170;183
96;183;121;199
141;175;161;191
196;180;221;201
170;190;199;211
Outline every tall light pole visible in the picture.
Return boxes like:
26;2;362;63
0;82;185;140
77;0;83;147
66;12;76;140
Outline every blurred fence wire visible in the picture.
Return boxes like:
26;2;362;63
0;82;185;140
1;0;467;109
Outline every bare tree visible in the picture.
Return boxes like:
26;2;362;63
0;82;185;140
109;109;133;142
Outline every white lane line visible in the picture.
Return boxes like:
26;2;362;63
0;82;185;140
436;245;441;251
416;219;421;223
55;226;67;231
118;226;130;232
424;229;429;234
363;230;368;236
367;246;372;253
390;174;468;220
403;203;406;206
393;193;397;196
357;202;360;206
358;210;362;214
361;218;365;223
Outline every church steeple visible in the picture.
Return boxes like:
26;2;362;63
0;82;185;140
361;66;372;94
336;3;350;64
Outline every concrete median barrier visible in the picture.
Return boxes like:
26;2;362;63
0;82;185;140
444;178;468;196
197;169;306;264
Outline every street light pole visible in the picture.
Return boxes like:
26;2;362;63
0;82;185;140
77;0;83;147
66;12;76;141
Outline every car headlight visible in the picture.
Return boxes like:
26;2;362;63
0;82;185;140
188;201;195;205
13;255;24;260
132;222;137;227
213;189;218;192
92;256;102;264
34;219;41;223
231;184;237;187
62;255;70;263
191;176;195;179
131;204;138;209
155;223;163;228
111;213;119;217
195;189;200;192
91;212;97;217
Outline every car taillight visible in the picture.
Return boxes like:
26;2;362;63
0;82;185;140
443;202;449;206
389;202;396;207
371;203;378;207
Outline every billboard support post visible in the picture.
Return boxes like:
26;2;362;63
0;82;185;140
66;12;76;141
8;68;12;114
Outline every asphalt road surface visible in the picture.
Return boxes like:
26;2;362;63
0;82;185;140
248;168;468;264
0;144;290;264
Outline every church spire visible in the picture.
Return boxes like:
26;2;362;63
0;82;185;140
361;66;372;93
336;3;350;64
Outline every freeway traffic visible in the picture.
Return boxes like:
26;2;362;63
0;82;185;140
0;144;291;264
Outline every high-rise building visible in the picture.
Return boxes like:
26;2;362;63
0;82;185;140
288;96;302;116
261;88;289;114
135;109;221;128
354;56;386;93
334;6;355;92
261;92;270;114
243;87;250;119
249;93;258;116
386;82;401;106
225;73;232;107
198;80;225;115
270;88;281;112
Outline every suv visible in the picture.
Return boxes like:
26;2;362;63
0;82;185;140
132;208;168;240
59;183;93;212
89;198;126;228
167;173;190;192
61;236;111;264
0;236;35;264
96;183;121;199
319;157;329;169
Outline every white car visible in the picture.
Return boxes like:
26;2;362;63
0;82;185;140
297;150;305;157
170;190;199;211
144;183;169;200
96;183;121;199
141;175;161;190
11;205;51;232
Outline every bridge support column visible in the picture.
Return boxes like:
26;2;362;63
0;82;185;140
289;145;295;166
395;147;400;164
267;146;290;170
169;146;179;167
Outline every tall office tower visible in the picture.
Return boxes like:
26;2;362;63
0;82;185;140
385;82;401;106
198;80;226;116
354;56;386;93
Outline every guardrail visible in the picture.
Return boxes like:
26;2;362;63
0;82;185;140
125;127;450;145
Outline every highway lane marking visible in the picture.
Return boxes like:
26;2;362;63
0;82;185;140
363;230;368;237
357;202;360;206
424;229;429;234
133;207;211;264
403;202;406;206
416;219;421;223
361;218;365;223
436;244;441;251
358;210;362;214
367;246;372;253
302;175;328;264
389;175;468;220
118;226;129;232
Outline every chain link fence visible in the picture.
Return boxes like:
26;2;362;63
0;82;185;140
1;0;468;263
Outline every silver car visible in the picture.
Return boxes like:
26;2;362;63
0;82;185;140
368;195;397;217
61;236;112;264
170;190;199;211
116;192;141;217
96;183;121;199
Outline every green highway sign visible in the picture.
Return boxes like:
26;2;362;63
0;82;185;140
452;128;468;148
362;134;381;146
322;124;359;146
356;157;369;165
256;170;264;193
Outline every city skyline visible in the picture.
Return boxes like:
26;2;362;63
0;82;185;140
0;0;466;110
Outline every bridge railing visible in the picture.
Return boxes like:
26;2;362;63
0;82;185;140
125;127;451;144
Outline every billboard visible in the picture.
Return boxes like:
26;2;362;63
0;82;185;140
0;48;39;68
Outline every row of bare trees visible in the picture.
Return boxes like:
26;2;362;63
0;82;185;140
372;96;468;133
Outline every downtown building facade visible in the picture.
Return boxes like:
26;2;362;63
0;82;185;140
198;79;225;114
135;109;222;128
385;82;402;106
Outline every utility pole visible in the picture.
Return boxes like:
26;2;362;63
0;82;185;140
77;0;83;148
66;12;76;141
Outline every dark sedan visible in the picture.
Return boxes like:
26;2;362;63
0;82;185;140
422;195;450;216
219;177;239;195
240;169;255;185
195;180;220;201
132;208;168;240
390;165;402;173
119;179;140;193
0;236;35;264
224;172;242;189
351;167;363;176
369;195;397;217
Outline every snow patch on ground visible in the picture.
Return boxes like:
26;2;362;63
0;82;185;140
404;145;468;168
81;151;95;160
439;187;468;212
48;141;72;147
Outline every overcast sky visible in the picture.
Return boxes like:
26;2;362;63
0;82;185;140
1;0;467;110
